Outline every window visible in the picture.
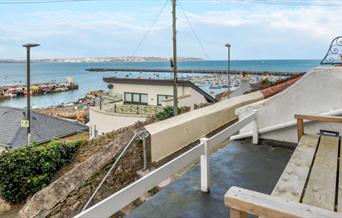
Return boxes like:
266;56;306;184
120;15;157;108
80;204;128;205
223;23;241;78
157;95;173;106
124;92;148;105
125;93;132;102
133;93;140;102
141;94;148;104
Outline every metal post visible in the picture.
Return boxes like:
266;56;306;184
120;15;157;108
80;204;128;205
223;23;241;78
142;137;147;171
137;130;149;171
228;46;231;98
172;0;178;116
26;47;31;146
200;138;210;192
22;43;40;147
225;43;231;99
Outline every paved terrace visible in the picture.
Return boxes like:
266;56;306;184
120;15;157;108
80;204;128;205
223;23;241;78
127;141;293;218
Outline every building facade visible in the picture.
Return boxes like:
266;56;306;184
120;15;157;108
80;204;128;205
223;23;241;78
87;78;217;137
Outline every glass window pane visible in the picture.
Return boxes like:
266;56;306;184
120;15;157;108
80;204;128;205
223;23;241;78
141;94;148;104
125;93;132;102
133;93;140;102
158;95;166;105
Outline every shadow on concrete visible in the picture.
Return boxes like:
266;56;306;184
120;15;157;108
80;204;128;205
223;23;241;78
127;140;293;218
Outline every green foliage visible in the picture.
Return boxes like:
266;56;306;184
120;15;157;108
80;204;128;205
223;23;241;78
259;78;272;89
156;106;176;121
0;140;83;204
148;186;159;195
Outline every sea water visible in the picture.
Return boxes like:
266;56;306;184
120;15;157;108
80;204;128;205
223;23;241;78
0;59;320;108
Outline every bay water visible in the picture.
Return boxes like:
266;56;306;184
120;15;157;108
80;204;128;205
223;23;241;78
0;59;320;108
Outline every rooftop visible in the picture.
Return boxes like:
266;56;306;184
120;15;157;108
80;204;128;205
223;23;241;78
127;140;293;218
0;106;88;149
102;77;217;103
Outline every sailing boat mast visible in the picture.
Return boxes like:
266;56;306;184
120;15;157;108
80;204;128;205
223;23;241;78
172;0;178;115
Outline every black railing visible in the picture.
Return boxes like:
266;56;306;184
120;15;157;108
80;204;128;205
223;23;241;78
321;36;342;65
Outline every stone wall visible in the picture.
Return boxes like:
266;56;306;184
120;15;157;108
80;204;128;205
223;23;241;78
19;118;156;218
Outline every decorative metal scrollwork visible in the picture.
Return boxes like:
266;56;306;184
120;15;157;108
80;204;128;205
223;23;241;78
321;36;342;65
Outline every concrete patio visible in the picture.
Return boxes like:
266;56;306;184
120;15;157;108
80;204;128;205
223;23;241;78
127;140;293;218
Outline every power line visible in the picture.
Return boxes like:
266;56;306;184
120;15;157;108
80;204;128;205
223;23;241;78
1;0;342;6
178;0;210;59
0;0;103;4
130;0;169;57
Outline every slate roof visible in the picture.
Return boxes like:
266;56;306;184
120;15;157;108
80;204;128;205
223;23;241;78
0;106;88;149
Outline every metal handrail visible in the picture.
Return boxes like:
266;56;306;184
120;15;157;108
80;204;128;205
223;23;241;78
81;130;149;212
75;111;259;218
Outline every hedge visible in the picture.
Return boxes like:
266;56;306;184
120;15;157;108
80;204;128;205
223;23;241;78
0;140;84;204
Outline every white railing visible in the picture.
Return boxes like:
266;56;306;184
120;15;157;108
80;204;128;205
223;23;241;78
231;108;342;141
74;111;259;218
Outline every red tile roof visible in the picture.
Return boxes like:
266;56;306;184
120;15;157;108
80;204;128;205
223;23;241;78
260;76;302;99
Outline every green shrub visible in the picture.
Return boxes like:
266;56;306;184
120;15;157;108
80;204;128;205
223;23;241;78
156;106;176;121
0;140;83;204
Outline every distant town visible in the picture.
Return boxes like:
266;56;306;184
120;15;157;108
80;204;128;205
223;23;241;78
0;56;202;64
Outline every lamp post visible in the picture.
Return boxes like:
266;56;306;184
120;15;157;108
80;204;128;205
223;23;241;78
22;43;40;147
225;43;231;98
172;0;178;116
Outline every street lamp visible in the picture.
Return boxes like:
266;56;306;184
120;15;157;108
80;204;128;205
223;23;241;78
22;43;40;147
225;43;231;98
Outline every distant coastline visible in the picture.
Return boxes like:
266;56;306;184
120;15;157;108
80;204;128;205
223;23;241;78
0;56;203;64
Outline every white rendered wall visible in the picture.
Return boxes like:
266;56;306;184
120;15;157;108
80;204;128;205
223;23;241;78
231;77;252;98
145;91;264;162
236;67;342;143
109;83;209;108
162;87;209;109
109;83;187;106
87;107;147;137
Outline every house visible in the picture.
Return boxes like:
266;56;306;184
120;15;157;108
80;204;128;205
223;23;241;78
103;77;217;108
87;77;217;137
0;106;88;151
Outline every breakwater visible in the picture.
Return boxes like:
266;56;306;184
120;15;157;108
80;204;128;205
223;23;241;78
86;67;306;76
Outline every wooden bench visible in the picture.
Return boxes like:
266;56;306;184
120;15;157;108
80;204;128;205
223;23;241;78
225;114;342;218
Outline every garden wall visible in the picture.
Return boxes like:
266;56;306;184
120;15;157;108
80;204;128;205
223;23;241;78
19;119;154;218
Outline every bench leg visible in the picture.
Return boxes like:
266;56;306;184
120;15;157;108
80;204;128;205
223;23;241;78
230;208;248;218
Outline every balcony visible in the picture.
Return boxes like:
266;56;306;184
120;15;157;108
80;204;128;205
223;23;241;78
95;101;162;116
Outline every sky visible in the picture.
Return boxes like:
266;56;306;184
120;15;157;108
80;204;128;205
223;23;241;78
0;0;341;60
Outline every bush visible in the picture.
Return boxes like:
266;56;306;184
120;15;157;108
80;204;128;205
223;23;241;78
156;106;176;121
0;140;83;204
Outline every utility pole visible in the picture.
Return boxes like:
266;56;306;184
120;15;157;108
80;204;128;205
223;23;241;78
172;0;178;115
225;43;231;98
22;43;40;147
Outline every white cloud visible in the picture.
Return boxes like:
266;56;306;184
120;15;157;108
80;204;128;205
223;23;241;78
0;2;340;59
0;10;171;41
183;6;342;39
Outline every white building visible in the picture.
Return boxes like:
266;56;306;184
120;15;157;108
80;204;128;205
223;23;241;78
87;78;217;137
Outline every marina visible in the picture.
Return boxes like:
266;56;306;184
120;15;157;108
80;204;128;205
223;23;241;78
86;67;305;76
0;79;78;101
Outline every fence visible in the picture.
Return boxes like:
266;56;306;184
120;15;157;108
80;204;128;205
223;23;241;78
75;111;259;218
96;100;162;116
